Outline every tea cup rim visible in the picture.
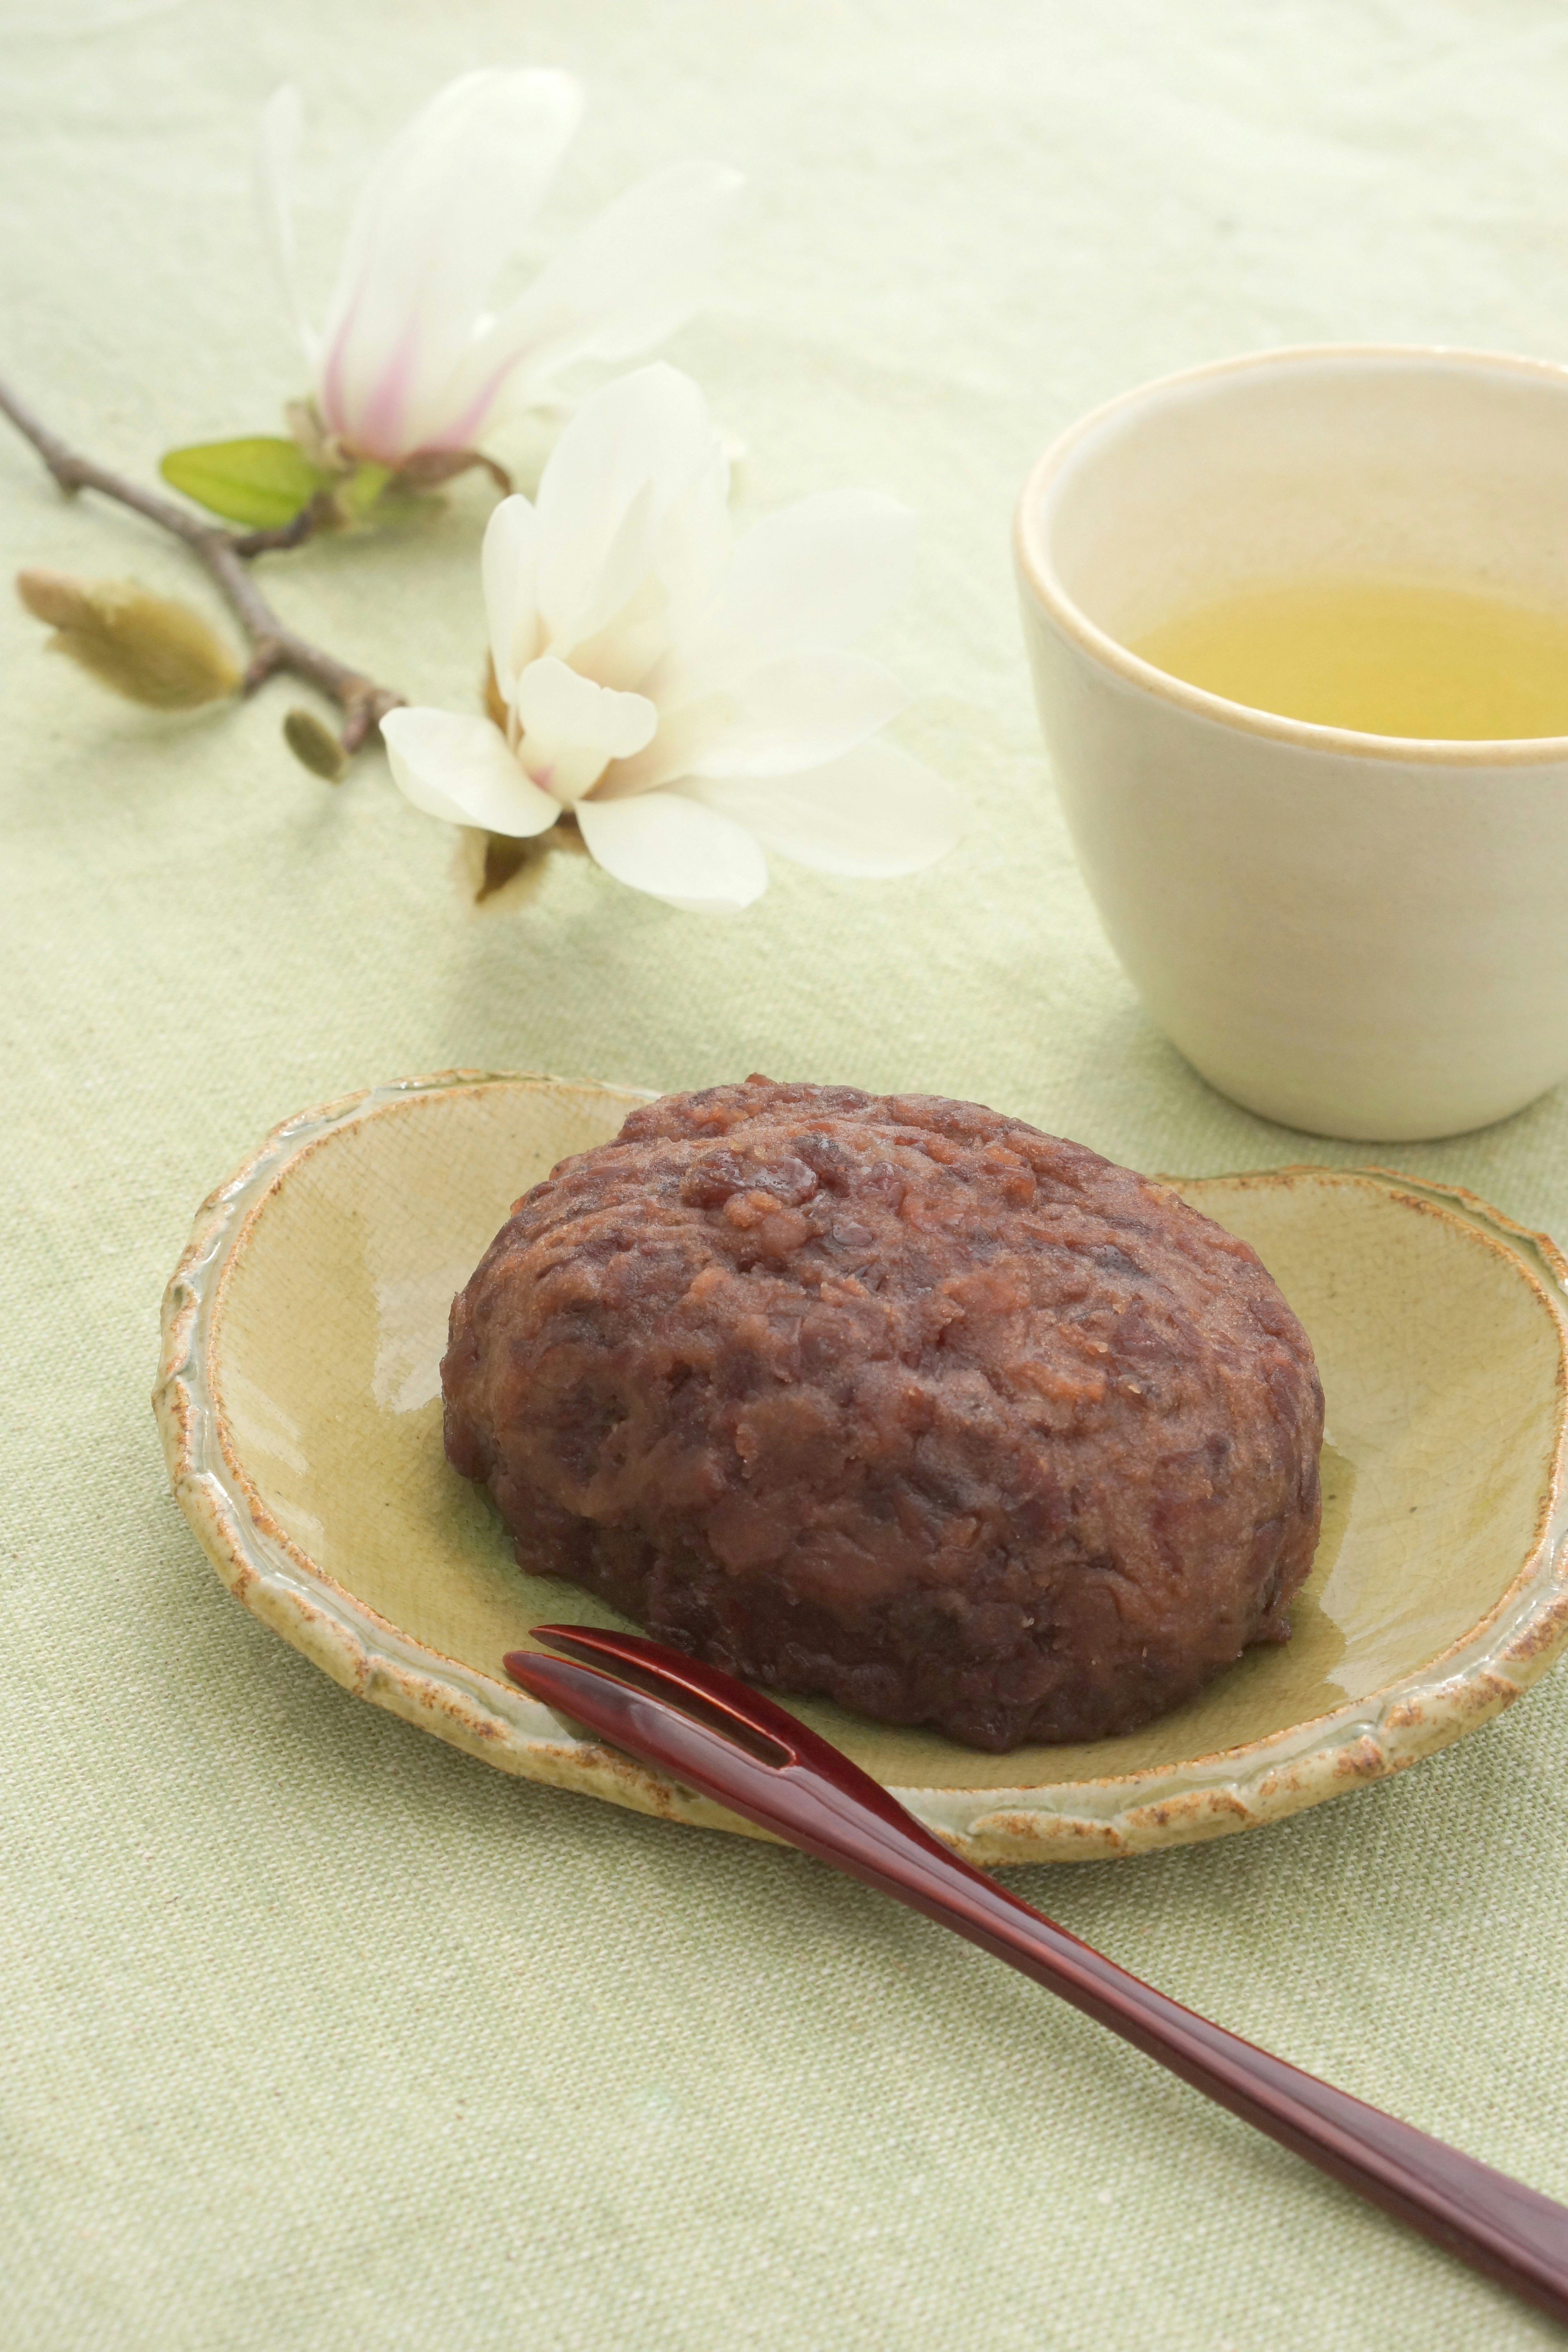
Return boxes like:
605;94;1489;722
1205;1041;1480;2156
1014;341;1568;768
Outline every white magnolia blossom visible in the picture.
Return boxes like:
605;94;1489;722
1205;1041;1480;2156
381;365;963;912
258;70;742;468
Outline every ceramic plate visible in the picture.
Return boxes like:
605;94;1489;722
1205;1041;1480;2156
155;1072;1568;1863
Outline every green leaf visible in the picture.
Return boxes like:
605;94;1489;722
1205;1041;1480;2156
159;437;333;527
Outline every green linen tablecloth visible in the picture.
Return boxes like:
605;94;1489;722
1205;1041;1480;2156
7;2;1568;2345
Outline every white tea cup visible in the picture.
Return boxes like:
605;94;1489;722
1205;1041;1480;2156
1014;345;1568;1141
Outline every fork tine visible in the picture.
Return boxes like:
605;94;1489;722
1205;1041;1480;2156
503;1646;828;1843
528;1621;812;1757
522;1623;945;1837
507;1636;1000;1912
504;1629;968;1864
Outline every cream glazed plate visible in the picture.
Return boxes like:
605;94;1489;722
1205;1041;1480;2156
154;1072;1568;1864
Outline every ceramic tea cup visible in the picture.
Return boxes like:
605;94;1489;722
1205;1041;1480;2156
1014;345;1568;1142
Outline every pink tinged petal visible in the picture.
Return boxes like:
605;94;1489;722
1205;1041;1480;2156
534;365;726;654
481;497;543;704
653;491;915;706
256;85;316;365
460;162;746;421
687;741;964;878
513;656;656;803
382;708;561;836
318;69;584;460
576;790;769;913
681;652;907;779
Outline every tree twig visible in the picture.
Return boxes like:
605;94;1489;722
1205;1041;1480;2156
0;371;403;753
229;490;340;560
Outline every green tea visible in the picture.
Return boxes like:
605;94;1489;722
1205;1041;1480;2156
1132;577;1568;739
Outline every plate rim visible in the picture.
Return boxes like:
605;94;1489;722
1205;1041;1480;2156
153;1069;1568;1864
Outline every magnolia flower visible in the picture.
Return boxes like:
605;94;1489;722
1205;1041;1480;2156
258;71;742;470
381;365;962;911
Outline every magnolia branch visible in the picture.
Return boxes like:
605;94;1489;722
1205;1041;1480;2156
0;370;403;755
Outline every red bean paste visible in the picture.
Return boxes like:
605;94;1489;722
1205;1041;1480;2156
442;1079;1323;1752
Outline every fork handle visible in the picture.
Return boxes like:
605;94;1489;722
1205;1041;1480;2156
507;1638;1568;2326
833;1813;1568;2327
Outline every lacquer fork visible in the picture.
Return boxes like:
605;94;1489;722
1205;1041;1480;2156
505;1624;1568;2328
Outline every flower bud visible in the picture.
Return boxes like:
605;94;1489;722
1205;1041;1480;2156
16;569;89;630
283;707;349;780
16;570;241;708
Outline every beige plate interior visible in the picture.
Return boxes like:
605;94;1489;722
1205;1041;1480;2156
154;1072;1568;1863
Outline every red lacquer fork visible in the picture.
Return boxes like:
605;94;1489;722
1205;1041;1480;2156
505;1624;1568;2327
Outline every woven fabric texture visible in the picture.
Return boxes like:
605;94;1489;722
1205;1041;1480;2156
6;2;1568;2345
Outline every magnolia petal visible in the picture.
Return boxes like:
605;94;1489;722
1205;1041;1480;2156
720;490;914;652
382;707;560;837
403;162;742;477
563;459;733;690
256;85;315;364
513;655;656;802
646;461;735;645
563;571;674;696
534;365;726;656
687;740;964;878
482;496;543;703
653;490;915;708
514;657;657;757
548;479;660;663
607;650;905;800
681;651;907;779
476;161;745;399
594;701;722;799
577;788;768;912
317;69;584;461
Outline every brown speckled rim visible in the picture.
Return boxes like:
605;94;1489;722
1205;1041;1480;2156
1013;342;1568;768
153;1073;1568;1864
